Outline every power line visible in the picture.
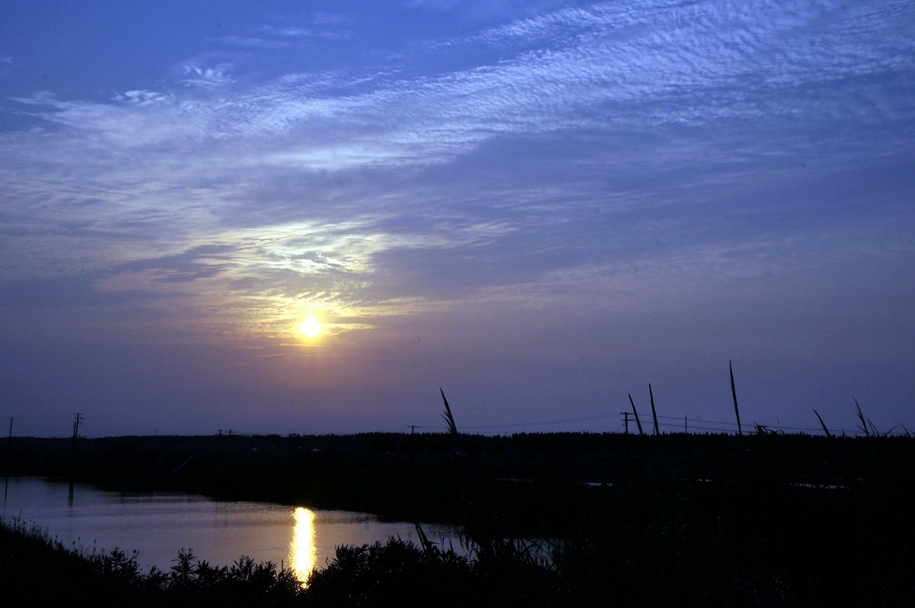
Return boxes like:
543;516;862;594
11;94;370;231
408;410;860;436
656;420;858;435
411;412;619;431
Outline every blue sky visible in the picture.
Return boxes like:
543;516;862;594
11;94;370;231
1;0;913;437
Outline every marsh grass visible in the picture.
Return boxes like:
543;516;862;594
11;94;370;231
729;360;742;435
649;383;659;436
440;388;459;437
813;409;833;438
0;516;303;607
628;393;645;436
855;397;873;437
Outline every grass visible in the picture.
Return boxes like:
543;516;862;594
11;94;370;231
0;516;303;607
730;359;742;436
813;409;832;438
649;383;659;435
440;388;459;437
628;393;644;436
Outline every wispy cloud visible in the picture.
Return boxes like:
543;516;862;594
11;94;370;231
256;25;349;40
1;0;913;342
1;1;913;435
213;35;297;49
8;1;912;167
178;63;235;87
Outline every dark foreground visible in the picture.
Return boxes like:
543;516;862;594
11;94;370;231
2;432;914;606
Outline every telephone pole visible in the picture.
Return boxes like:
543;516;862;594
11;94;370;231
71;413;83;455
620;411;631;434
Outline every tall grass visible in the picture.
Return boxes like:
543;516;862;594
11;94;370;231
729;360;742;436
813;409;832;438
440;388;459;436
854;397;872;437
649;383;659;436
628;393;645;436
0;517;303;607
852;397;897;437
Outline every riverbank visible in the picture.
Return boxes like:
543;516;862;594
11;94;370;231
1;514;557;607
3;432;915;605
5;432;909;528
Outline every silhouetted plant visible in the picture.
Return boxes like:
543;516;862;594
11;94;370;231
813;409;832;438
440;388;459;436
649;383;660;435
628;393;644;435
854;397;872;437
730;360;742;436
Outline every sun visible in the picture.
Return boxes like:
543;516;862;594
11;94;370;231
299;316;321;339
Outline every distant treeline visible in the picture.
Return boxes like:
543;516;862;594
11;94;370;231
4;430;911;488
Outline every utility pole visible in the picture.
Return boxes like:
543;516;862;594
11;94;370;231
685;417;688;433
410;425;415;435
620;411;631;434
71;413;83;455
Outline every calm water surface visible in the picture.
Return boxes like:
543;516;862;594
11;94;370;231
1;476;458;582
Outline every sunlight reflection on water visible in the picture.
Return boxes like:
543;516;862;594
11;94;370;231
1;477;457;584
290;507;316;580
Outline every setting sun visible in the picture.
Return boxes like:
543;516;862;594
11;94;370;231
299;316;321;339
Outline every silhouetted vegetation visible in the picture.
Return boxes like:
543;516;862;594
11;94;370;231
0;518;301;607
3;432;915;605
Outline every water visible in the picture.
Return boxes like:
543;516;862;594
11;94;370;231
1;476;458;582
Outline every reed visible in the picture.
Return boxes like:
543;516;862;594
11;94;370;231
854;398;872;437
628;393;644;436
729;360;742;436
440;388;459;436
813;409;832;438
649;384;659;436
0;517;303;606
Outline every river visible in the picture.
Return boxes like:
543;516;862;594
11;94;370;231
1;476;458;582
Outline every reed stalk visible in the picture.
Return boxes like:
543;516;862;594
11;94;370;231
813;409;832;438
628;393;644;436
440;388;459;436
649;384;659;436
854;398;871;437
729;360;742;436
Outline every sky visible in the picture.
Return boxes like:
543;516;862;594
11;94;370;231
1;0;913;438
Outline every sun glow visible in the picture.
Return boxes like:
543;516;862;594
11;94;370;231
299;316;321;339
